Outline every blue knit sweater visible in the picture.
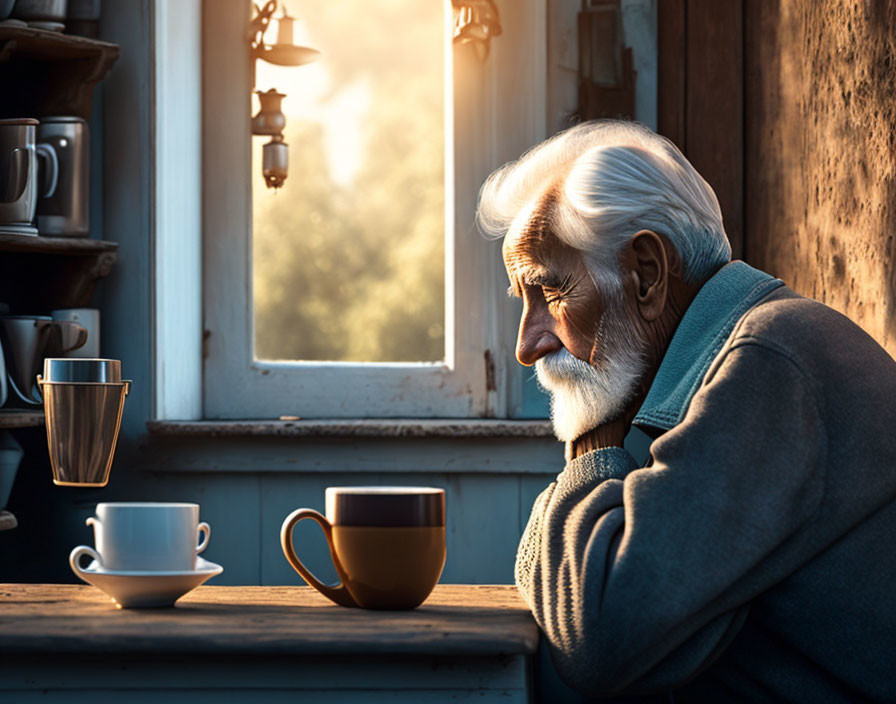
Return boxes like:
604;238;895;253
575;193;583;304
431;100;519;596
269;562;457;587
516;261;896;701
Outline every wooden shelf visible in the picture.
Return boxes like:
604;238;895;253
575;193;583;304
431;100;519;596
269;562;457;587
0;25;119;119
0;233;117;255
0;234;118;311
0;410;45;429
0;23;120;310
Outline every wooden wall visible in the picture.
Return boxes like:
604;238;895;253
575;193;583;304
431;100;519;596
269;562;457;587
0;422;558;587
659;0;896;357
658;0;743;260
745;0;896;358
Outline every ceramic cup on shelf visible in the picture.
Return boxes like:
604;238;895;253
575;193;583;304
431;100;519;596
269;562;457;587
0;315;87;406
281;486;446;610
51;308;99;357
11;0;68;31
70;502;211;573
65;0;99;37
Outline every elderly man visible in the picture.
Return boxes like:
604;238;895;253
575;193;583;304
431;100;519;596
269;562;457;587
478;120;896;702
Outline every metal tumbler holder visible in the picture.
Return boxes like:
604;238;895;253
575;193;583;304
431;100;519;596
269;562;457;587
38;359;130;487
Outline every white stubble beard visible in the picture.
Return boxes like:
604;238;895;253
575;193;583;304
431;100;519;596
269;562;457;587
534;296;648;443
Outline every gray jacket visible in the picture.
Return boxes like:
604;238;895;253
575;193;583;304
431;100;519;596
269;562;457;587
516;261;896;702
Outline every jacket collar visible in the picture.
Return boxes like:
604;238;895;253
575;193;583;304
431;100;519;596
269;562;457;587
632;260;784;435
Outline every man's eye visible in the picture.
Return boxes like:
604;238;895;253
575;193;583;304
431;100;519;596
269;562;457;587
543;290;564;307
542;275;573;307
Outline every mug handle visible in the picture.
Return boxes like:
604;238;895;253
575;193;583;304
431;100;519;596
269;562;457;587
196;521;210;555
9;372;41;405
49;321;89;356
69;545;102;579
35;142;58;199
280;508;357;608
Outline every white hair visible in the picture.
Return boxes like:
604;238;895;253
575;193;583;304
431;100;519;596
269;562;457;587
477;120;731;293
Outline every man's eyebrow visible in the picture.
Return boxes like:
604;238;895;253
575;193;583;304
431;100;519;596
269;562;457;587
505;266;562;297
527;271;563;288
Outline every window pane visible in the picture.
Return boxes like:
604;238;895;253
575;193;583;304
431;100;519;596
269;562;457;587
252;0;445;362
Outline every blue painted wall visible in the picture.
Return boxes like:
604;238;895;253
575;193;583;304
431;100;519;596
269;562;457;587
0;0;571;588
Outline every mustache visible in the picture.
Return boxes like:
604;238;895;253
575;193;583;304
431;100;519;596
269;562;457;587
535;347;601;387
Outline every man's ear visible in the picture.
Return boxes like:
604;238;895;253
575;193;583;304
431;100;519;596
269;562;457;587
625;230;668;322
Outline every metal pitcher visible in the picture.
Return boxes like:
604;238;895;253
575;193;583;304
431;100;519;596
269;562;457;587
38;358;130;487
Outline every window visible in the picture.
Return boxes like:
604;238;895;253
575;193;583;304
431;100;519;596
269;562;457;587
251;2;446;365
155;0;546;421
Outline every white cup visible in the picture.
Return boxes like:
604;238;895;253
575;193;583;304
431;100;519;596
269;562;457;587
69;502;210;573
51;308;100;358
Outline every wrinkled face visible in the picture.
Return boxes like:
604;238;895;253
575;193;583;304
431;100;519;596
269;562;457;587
502;194;647;441
502;194;608;369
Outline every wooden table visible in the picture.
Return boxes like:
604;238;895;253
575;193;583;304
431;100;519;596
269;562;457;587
0;583;539;703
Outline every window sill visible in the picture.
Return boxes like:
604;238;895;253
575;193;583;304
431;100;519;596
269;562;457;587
146;418;553;439
140;419;562;475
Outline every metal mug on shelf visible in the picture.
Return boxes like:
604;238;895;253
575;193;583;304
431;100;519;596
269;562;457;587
36;117;90;237
0;118;58;236
38;358;130;487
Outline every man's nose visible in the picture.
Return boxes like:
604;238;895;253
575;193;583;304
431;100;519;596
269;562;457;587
516;301;562;366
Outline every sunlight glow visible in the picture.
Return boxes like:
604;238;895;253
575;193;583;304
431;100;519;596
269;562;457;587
251;1;446;363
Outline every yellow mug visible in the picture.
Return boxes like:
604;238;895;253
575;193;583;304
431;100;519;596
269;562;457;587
280;486;446;610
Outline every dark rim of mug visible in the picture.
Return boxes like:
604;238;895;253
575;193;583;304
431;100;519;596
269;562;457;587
326;488;446;527
0;118;39;126
43;358;121;383
96;502;200;509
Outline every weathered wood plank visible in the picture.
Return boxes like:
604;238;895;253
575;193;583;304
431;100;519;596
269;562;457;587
0;652;527;690
657;0;686;149
0;584;539;656
1;689;526;704
138;435;565;474
0;233;117;254
260;473;341;586
0;410;44;429
147;419;555;438
442;474;521;584
685;0;744;260
0;689;527;704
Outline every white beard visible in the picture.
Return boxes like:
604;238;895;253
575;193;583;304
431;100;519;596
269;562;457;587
535;300;647;443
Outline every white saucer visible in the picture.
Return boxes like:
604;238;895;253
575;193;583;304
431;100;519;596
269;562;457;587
73;557;223;608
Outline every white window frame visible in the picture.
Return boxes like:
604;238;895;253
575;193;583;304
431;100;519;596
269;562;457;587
154;0;546;420
154;0;203;420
